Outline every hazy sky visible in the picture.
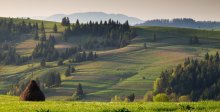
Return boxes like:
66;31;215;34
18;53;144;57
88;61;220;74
0;0;220;21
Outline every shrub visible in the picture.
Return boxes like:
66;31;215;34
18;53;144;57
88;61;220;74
57;59;64;66
126;93;135;102
143;91;153;102
169;93;178;102
153;93;169;102
179;95;191;102
111;95;122;102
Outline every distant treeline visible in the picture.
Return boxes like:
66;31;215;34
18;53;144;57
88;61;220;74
0;18;37;42
153;52;220;101
136;18;220;29
63;19;137;48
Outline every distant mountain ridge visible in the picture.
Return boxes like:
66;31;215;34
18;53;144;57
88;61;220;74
136;18;220;29
45;12;144;25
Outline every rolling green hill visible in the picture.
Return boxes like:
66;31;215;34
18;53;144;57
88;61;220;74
1;17;220;102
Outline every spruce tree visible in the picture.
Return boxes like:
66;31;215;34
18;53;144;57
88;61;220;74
153;33;157;42
34;30;39;40
205;52;209;61
76;83;83;96
144;42;147;49
40;21;45;32
53;24;58;33
40;59;46;67
215;52;220;62
40;30;46;41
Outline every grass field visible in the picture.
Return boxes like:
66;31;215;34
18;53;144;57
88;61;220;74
0;95;219;112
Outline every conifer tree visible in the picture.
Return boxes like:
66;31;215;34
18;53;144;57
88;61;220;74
40;59;46;67
34;30;39;40
40;21;45;32
215;52;219;62
53;24;58;33
205;52;209;61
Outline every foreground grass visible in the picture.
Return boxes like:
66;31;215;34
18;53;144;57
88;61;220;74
0;95;219;112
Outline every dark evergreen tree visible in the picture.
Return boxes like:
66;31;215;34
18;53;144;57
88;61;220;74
40;59;46;67
215;52;219;62
34;30;39;40
153;33;157;42
53;24;58;33
40;21;45;32
205;52;209;61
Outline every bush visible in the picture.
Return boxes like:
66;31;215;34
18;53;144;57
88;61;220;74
169;93;178;102
143;91;153;102
111;95;122;102
179;95;191;102
126;93;135;102
57;59;64;66
153;93;169;102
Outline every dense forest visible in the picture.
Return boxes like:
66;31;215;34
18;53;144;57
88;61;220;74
153;52;220;101
137;18;220;29
63;19;137;48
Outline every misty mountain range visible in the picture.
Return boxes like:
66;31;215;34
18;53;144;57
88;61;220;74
32;12;220;29
33;12;144;25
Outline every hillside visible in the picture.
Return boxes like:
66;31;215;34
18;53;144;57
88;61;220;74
1;17;220;102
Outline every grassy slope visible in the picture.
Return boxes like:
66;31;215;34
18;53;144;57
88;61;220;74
0;95;220;112
1;18;220;101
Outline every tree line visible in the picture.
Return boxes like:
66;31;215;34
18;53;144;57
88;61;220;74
62;18;137;49
0;18;37;42
153;52;220;101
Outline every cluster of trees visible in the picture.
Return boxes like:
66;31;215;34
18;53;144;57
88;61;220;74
0;18;37;42
0;47;29;65
33;35;97;63
63;19;137;48
111;93;135;102
59;46;82;60
61;17;70;26
65;65;75;77
189;36;199;45
32;35;59;61
153;52;220;101
70;51;97;63
143;91;191;102
42;71;61;87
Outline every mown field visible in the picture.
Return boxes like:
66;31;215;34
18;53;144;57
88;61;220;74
0;95;219;112
1;18;220;101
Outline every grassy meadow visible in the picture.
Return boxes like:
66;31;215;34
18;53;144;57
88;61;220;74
0;95;220;112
